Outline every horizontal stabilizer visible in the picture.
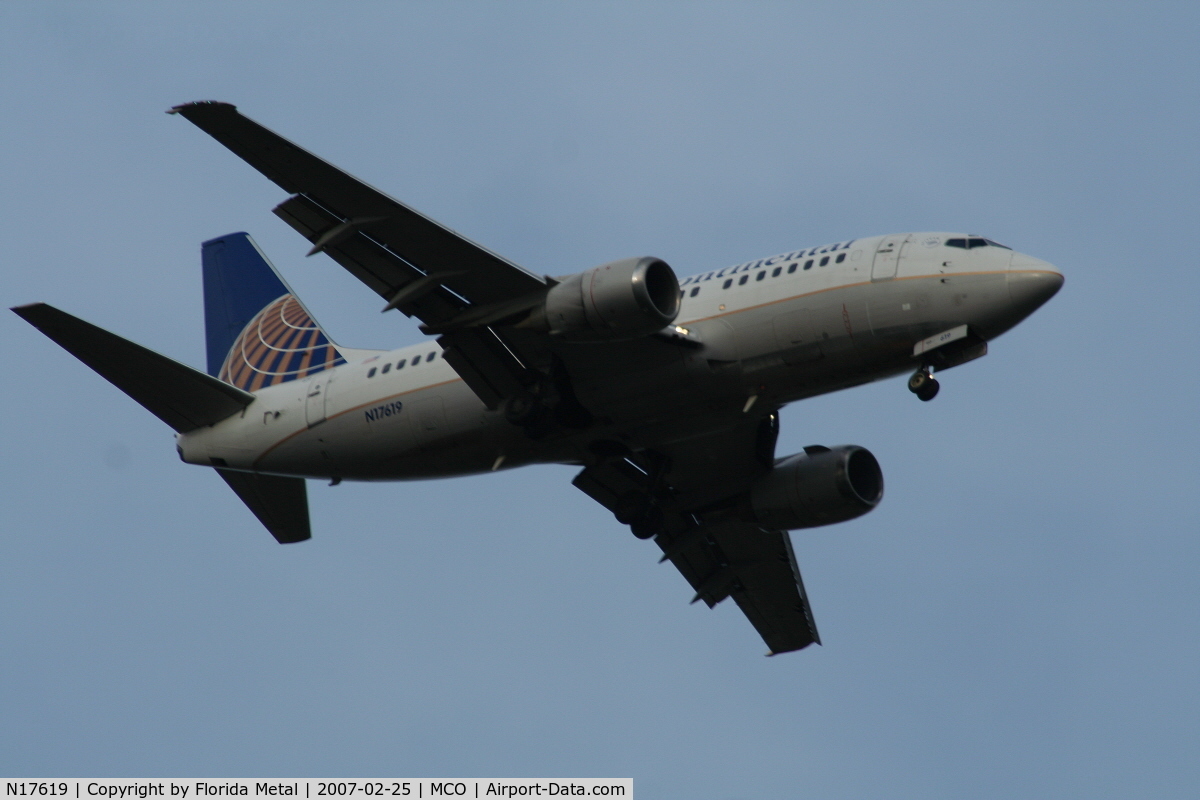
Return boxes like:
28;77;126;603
12;303;254;433
215;468;311;543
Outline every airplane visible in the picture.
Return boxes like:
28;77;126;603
11;101;1063;655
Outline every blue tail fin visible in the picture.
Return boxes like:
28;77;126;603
202;232;346;391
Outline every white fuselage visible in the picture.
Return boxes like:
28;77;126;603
178;233;1061;481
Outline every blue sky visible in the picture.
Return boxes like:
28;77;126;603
2;3;1198;797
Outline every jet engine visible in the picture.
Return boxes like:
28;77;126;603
748;445;883;530
532;256;681;341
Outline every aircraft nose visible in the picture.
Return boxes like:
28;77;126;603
1007;252;1064;316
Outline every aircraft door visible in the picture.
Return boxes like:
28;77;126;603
305;376;330;428
871;235;910;281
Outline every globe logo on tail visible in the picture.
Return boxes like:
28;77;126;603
219;294;346;391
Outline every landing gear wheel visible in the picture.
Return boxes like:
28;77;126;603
613;491;653;526
629;514;663;540
908;369;939;401
614;492;663;539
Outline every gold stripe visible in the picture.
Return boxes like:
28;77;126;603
252;377;462;468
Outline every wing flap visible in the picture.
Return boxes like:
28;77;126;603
12;303;254;433
437;328;531;409
274;193;533;408
273;193;472;322
272;193;402;296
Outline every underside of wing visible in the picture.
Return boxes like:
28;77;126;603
666;516;820;654
171;101;549;408
573;414;822;654
170;101;546;306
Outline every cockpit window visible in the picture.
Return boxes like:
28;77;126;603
947;237;1011;250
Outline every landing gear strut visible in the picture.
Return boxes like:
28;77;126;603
908;368;940;402
503;361;594;435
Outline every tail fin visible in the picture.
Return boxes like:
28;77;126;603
202;232;346;391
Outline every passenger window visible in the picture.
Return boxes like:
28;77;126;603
756;271;766;281
427;351;437;361
968;238;988;248
739;275;749;285
835;253;846;263
787;263;797;274
819;256;830;266
412;355;421;365
382;363;391;374
723;278;733;289
804;259;814;270
945;238;968;249
368;367;377;378
689;287;700;297
771;266;782;277
396;359;406;369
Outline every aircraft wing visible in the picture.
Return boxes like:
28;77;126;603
170;101;548;407
574;415;821;654
664;515;820;655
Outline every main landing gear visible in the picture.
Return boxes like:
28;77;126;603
502;364;594;437
614;491;665;540
908;367;940;402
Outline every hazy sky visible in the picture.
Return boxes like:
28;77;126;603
2;3;1198;797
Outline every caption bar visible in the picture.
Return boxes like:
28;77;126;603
4;783;630;800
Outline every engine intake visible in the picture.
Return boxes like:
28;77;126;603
748;445;883;530
535;256;680;341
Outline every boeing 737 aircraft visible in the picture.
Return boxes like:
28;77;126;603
12;102;1063;654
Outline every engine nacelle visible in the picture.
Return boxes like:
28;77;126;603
536;256;681;341
748;445;883;530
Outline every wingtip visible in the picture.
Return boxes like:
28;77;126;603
11;302;48;318
167;100;237;116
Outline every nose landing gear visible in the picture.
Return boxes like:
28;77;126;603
908;368;940;402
